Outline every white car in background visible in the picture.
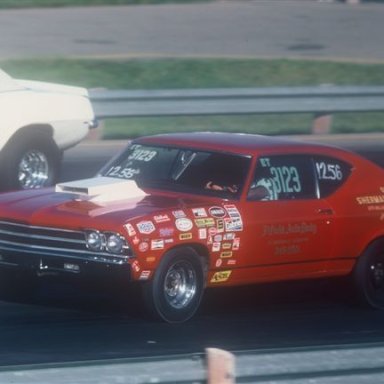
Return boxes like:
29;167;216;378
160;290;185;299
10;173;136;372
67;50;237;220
0;69;96;191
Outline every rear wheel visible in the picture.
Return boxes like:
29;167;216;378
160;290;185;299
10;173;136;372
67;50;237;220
0;133;61;191
353;240;384;309
142;247;205;323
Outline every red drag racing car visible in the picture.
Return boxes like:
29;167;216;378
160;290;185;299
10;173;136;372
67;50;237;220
0;132;383;322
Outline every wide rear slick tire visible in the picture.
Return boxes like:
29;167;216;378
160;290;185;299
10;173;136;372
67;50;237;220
143;247;205;323
353;240;384;309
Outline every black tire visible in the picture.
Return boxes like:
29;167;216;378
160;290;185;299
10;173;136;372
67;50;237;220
353;240;384;309
0;133;61;191
142;247;205;323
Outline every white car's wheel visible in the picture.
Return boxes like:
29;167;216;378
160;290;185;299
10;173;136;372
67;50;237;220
0;134;61;191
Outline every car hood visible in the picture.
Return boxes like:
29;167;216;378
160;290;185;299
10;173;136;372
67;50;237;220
0;179;211;231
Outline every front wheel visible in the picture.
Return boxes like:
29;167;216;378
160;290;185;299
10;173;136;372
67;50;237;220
142;247;205;323
353;240;384;309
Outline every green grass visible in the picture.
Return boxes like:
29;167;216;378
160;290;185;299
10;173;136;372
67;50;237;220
0;0;210;8
5;58;384;89
2;58;384;138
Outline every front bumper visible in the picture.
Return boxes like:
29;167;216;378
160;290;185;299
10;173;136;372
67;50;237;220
0;220;131;280
0;251;131;280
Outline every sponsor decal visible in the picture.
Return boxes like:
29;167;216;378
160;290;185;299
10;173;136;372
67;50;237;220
154;214;170;223
224;233;235;241
172;210;186;218
208;227;218;236
209;206;226;218
216;219;225;233
179;233;192;241
124;223;136;237
215;259;223;268
214;234;223;242
138;242;149;252
146;256;156;263
220;251;233;258
210;270;232;283
159;227;174;237
192;208;207;218
176;218;193;232
199;228;207;240
164;238;174;244
132;236;140;245
137;220;156;235
151;239;164;250
275;244;300;256
224;204;241;218
368;205;384;212
132;260;140;273
222;243;232;250
139;271;151;280
356;195;384;205
232;238;240;250
263;222;317;236
227;259;237;266
224;218;243;232
212;242;221;252
194;218;215;228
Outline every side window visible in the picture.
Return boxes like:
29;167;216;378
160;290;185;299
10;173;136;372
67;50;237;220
248;155;317;201
313;155;352;198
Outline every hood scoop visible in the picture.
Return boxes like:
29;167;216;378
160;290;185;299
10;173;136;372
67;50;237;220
55;177;148;203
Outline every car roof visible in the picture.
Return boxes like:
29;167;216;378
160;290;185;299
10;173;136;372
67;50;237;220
136;132;345;157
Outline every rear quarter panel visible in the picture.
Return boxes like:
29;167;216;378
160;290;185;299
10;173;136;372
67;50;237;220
0;90;94;151
325;153;384;273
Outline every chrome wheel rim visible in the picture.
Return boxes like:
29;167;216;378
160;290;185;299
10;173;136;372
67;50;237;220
18;150;49;189
164;261;197;309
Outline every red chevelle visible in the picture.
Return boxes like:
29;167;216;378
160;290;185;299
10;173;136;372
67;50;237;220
0;132;383;322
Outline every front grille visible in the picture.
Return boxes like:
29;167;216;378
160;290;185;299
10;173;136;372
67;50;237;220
0;220;130;265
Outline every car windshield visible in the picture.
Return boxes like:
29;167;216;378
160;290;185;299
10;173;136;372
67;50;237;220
101;143;251;199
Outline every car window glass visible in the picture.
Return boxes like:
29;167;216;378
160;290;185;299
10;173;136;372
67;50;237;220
313;155;352;198
248;155;317;201
102;143;251;199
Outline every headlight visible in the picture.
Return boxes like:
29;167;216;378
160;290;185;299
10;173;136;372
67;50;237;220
85;231;104;251
85;230;130;255
106;233;125;254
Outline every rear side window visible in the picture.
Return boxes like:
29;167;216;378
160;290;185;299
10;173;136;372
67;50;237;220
248;155;317;201
313;155;352;198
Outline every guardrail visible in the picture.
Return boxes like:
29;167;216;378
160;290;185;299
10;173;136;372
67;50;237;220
90;85;384;134
2;345;384;383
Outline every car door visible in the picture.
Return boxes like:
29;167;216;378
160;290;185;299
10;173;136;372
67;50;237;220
241;154;335;280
